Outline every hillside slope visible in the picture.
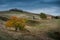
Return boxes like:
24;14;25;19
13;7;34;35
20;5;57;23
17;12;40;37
0;9;40;20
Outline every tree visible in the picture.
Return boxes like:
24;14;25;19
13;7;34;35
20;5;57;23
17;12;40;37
40;13;47;19
55;16;60;19
5;16;27;31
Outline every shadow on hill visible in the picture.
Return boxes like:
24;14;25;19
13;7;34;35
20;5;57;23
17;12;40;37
47;30;60;40
27;20;40;26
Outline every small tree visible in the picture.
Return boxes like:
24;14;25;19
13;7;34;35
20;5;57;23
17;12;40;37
40;13;47;19
5;16;27;31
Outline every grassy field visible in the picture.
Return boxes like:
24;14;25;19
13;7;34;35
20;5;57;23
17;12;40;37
0;19;60;40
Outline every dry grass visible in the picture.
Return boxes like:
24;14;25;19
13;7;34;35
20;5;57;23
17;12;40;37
0;19;60;40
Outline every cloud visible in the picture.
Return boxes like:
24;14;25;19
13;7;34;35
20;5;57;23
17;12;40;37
0;0;60;16
26;7;60;16
0;0;60;7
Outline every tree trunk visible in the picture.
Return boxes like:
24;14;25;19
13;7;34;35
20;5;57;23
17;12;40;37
15;27;18;31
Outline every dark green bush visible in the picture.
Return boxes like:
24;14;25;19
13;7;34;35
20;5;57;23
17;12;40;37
40;13;47;19
0;16;9;21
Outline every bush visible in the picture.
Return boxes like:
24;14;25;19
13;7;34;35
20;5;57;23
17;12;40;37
40;13;47;19
5;16;27;31
0;16;9;21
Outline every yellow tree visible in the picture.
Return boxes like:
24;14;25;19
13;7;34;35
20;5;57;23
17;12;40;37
5;16;27;31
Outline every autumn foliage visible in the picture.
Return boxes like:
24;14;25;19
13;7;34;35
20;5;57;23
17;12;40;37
5;16;27;31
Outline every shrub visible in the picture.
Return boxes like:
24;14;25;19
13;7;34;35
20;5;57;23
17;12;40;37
0;16;9;21
40;13;47;19
5;16;27;31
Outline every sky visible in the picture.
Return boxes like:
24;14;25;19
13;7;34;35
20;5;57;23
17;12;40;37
0;0;60;16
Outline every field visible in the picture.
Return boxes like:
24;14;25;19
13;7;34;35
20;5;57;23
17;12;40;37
0;11;60;40
0;18;60;40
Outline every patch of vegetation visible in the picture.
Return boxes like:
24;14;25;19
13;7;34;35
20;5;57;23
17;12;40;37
9;8;23;12
55;16;60;19
47;30;60;40
5;16;27;31
40;13;47;19
0;16;9;21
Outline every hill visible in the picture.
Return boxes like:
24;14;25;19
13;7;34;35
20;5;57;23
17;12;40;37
0;9;60;40
0;8;40;19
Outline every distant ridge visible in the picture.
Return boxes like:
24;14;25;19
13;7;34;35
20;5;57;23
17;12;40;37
0;8;57;16
0;8;39;15
9;8;23;12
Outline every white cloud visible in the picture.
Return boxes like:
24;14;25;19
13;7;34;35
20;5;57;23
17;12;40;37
26;7;60;16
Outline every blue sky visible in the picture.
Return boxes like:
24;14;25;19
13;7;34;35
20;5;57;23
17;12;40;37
0;0;60;16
